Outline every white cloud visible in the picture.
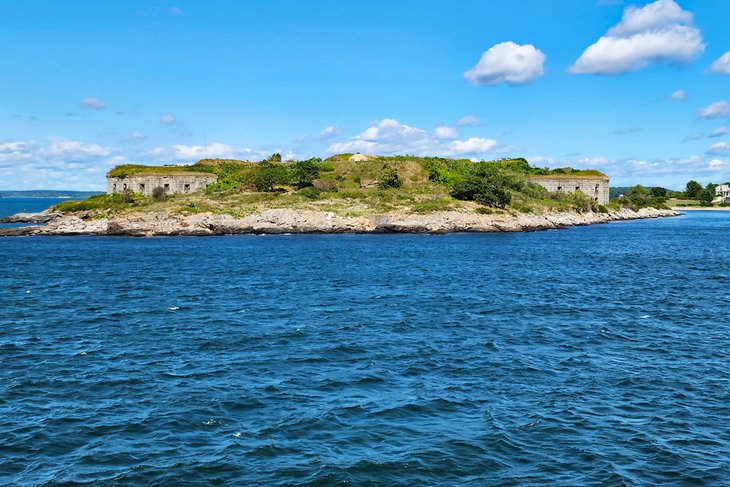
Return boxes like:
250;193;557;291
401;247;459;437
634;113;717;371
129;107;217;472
457;115;480;126
160;114;176;125
683;133;701;142
698;101;730;120
0;138;120;190
41;139;113;159
564;152;730;187
709;51;730;75
448;137;497;154
708;159;726;169
326;118;516;158
707;142;730;156
0;137;307;190
432;126;459;140
709;126;728;138
607;0;692;36
318;125;342;139
570;0;704;75
464;41;546;86
158;143;273;162
670;90;687;100
80;97;106;110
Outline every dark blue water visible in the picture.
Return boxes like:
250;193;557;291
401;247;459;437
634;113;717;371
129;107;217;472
0;198;66;229
1;205;729;485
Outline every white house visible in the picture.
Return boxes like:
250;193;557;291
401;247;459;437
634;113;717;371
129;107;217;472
716;184;730;201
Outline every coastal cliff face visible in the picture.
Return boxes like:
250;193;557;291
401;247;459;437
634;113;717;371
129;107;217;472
1;207;679;236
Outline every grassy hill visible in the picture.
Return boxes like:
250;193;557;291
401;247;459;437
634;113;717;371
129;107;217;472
54;155;661;217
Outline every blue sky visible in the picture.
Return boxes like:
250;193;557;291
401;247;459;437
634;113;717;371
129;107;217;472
2;0;730;190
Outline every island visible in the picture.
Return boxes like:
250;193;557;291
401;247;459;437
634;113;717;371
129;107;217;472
0;154;677;236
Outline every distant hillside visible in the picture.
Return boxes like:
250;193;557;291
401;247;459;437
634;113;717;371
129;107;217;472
0;190;104;199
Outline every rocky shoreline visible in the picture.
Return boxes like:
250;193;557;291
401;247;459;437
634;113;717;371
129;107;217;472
0;207;680;236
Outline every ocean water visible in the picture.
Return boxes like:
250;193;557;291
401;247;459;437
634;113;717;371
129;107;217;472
1;201;729;485
0;198;66;229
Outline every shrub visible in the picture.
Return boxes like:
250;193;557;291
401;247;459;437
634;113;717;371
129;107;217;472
53;194;126;212
152;186;167;201
313;178;339;192
566;191;596;213
378;165;403;189
122;188;135;203
268;152;282;162
297;187;321;200
450;166;515;208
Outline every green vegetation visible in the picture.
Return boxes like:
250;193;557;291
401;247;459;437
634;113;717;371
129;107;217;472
664;180;726;208
54;155;662;219
614;185;670;211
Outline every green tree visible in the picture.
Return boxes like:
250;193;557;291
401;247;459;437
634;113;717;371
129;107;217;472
699;188;715;206
268;152;282;163
650;186;667;197
450;166;514;208
685;180;702;198
254;163;287;191
291;159;320;189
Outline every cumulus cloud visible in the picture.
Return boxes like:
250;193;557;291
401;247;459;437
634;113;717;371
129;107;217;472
708;51;730;75
709;127;727;138
80;97;106;110
448;137;497;154
318;125;342;139
160;114;176;125
570;153;729;186
698;101;730;120
707;142;730;156
570;0;704;75
432;126;459;140
0;138;119;190
465;41;546;86
670;90;687;100
708;159;726;169
457;115;480;126
326;118;516;157
0;136;305;190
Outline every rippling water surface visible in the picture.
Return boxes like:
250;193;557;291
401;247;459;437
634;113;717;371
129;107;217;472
1;205;729;485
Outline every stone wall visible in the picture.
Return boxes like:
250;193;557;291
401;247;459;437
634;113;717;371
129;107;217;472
530;176;610;205
107;174;218;197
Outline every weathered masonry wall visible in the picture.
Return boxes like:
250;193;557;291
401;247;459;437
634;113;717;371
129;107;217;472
106;174;218;197
530;177;610;205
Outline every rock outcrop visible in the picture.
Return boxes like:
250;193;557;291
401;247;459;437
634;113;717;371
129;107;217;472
0;207;680;237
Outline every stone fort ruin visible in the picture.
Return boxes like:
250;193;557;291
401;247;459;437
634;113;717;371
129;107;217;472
530;175;609;205
107;173;217;197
